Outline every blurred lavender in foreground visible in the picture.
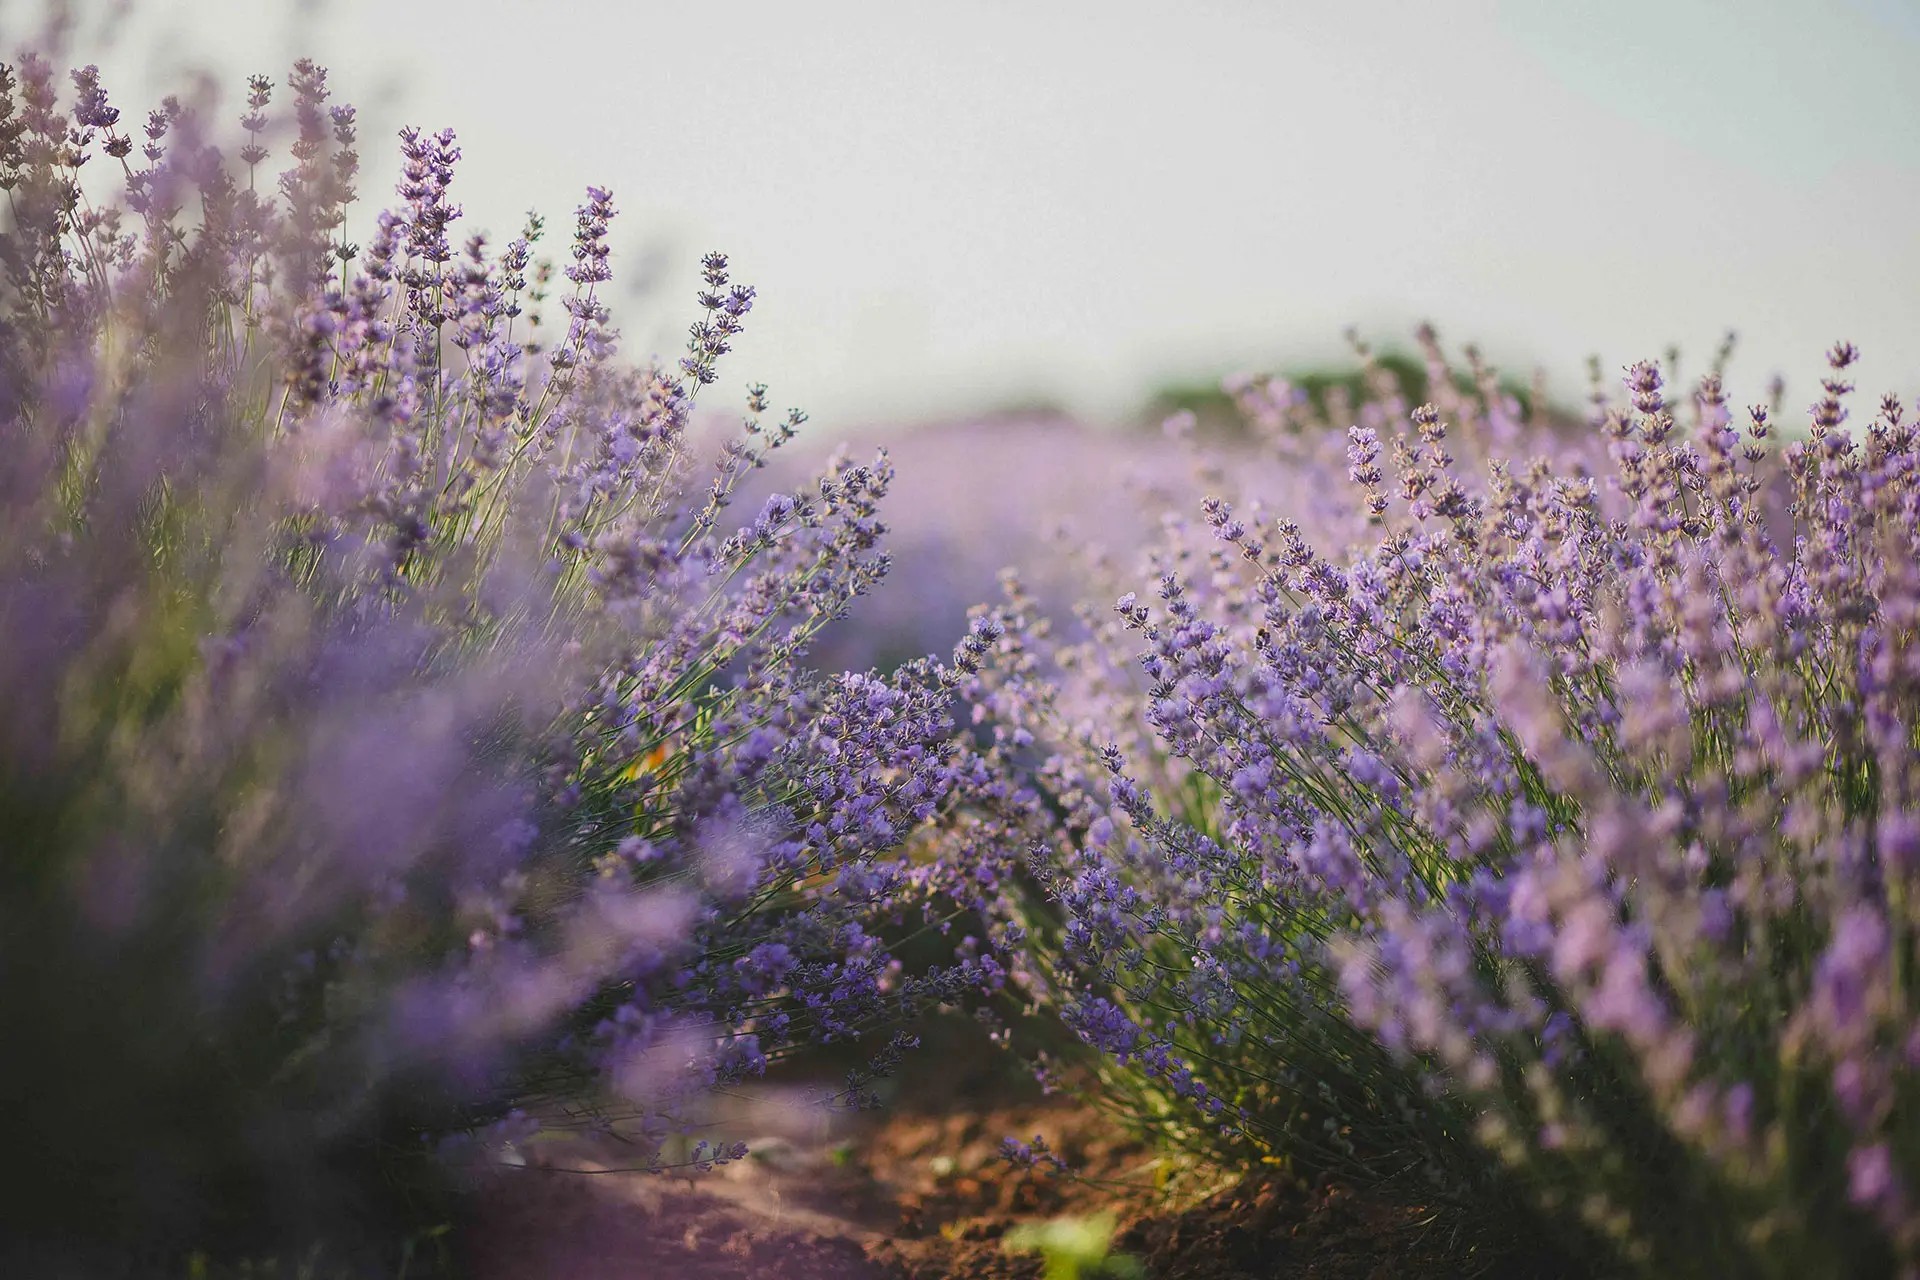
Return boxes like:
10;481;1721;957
0;49;1008;1271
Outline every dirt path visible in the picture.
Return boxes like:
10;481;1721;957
464;1087;1098;1280
460;1079;1489;1280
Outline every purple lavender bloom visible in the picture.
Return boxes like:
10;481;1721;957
943;327;1920;1273
0;50;1021;1270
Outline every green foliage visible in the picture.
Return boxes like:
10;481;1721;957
1004;1213;1146;1280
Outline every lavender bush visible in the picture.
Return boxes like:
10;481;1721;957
0;49;1000;1269
959;332;1920;1276
957;337;1554;1199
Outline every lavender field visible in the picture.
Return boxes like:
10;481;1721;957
3;9;1919;1279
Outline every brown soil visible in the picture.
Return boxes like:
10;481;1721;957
460;1015;1546;1278
462;1082;1525;1280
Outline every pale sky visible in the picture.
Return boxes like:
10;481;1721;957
22;0;1920;427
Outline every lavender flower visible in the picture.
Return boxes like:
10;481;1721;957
949;327;1920;1276
0;51;996;1271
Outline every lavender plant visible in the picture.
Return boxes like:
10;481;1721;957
959;340;1549;1205
0;49;993;1268
962;331;1920;1276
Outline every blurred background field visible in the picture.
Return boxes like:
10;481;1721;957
39;0;1920;431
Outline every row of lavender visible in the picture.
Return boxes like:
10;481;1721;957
5;49;1916;1280
956;335;1920;1276
0;54;1025;1270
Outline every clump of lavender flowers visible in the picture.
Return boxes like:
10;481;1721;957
0;51;993;1268
955;336;1551;1208
960;330;1920;1276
